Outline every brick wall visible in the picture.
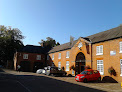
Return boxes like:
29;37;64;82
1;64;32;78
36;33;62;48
14;52;45;72
48;38;122;82
92;38;122;82
49;38;92;76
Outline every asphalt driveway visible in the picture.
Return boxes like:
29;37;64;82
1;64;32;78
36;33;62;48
0;69;122;92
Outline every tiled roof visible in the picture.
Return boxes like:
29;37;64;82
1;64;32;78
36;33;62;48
48;40;78;53
87;25;122;43
49;26;122;53
18;45;45;54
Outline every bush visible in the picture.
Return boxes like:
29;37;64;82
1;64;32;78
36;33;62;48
108;66;116;76
70;65;75;70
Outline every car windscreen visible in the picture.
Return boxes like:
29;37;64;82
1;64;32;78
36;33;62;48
80;71;88;74
51;67;58;70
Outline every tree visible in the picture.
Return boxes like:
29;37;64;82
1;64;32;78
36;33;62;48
39;37;60;48
56;42;60;46
0;25;24;66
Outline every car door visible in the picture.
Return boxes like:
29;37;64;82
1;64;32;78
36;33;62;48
86;71;93;81
93;70;99;80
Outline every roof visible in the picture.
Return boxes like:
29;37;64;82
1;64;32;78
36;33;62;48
18;45;45;54
87;25;122;43
49;25;122;53
48;40;78;53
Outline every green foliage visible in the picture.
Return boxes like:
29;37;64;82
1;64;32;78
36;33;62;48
56;42;60;46
70;65;75;70
39;37;60;48
0;25;24;65
108;66;116;76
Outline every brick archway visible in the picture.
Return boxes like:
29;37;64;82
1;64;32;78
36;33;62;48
75;52;85;75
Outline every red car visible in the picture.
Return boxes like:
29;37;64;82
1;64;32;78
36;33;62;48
75;69;101;83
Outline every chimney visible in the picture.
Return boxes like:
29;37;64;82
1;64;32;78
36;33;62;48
120;24;122;26
70;36;74;46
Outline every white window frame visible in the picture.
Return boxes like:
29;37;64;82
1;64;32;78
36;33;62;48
66;61;69;71
52;54;54;60
97;60;104;75
119;42;122;53
58;62;61;69
47;55;49;60
120;59;122;76
96;45;103;55
23;54;28;59
58;53;61;59
37;55;41;60
66;51;70;58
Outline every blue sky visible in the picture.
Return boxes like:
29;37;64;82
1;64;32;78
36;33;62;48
0;0;122;45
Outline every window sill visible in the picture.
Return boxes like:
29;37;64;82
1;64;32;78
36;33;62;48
100;73;104;75
96;53;103;56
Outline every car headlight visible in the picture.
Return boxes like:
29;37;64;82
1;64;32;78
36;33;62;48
80;76;85;78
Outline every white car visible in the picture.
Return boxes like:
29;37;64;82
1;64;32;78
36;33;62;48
36;69;43;74
42;69;46;74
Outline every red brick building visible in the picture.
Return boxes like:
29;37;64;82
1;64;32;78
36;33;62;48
14;45;46;72
47;25;122;82
14;25;122;82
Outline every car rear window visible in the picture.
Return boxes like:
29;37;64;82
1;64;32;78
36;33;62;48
93;70;98;74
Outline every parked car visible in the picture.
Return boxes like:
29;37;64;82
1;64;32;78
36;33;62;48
36;69;43;74
75;69;101;83
36;67;47;74
45;66;67;76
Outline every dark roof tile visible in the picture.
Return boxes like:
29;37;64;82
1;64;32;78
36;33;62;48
87;26;122;43
18;45;45;54
48;40;78;53
49;26;122;53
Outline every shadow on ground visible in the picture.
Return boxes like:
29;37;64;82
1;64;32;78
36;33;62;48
0;68;4;72
0;70;106;92
102;76;118;83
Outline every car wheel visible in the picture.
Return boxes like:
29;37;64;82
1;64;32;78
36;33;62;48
83;79;87;83
59;74;63;77
50;74;54;76
97;77;101;82
62;73;66;77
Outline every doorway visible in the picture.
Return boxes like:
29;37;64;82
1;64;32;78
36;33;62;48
75;52;85;75
20;61;30;72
